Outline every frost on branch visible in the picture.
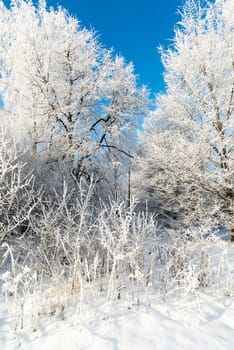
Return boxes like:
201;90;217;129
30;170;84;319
136;0;234;238
0;0;148;195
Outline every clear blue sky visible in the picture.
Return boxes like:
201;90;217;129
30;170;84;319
54;0;183;95
3;0;183;96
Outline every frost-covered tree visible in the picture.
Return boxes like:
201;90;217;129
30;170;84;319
0;126;38;245
137;0;234;238
0;0;147;187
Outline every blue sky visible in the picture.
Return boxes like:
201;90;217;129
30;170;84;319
3;0;183;96
54;0;183;96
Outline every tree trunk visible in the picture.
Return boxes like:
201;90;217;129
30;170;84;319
225;177;234;241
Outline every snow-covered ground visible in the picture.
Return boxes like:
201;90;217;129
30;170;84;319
1;292;234;350
1;242;234;350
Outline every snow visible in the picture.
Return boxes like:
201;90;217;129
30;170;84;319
1;216;234;350
1;233;234;350
1;284;234;349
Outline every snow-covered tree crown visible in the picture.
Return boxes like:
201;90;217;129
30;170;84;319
138;0;233;236
0;0;148;181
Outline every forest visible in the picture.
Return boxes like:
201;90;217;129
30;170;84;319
0;0;233;348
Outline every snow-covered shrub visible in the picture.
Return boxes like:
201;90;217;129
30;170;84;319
157;227;233;298
0;128;38;246
97;200;155;302
16;184;156;316
26;182;95;293
0;243;37;331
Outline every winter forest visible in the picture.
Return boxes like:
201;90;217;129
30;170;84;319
0;0;234;348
